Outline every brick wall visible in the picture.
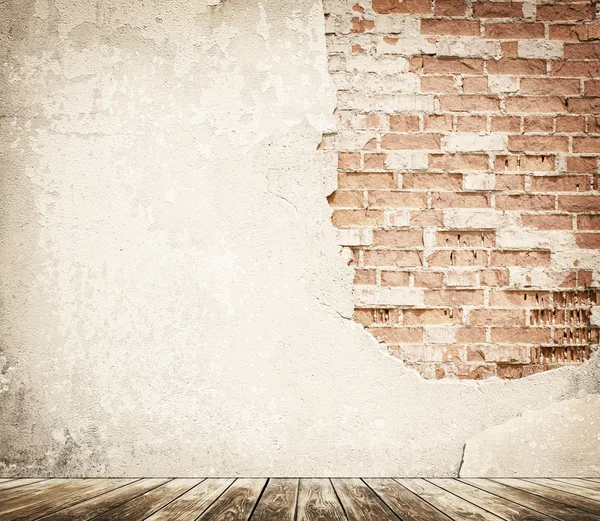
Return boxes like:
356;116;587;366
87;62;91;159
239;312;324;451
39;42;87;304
323;0;600;379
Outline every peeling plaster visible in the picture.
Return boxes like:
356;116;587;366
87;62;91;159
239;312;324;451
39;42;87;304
0;0;599;476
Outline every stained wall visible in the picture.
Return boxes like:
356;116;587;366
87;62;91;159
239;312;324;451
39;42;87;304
0;0;599;477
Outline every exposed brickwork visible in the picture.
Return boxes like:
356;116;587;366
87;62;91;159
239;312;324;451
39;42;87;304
323;0;600;379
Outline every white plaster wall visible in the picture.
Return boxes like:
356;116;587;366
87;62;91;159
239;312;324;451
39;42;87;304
0;0;599;476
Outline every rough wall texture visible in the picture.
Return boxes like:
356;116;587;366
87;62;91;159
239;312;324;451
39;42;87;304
0;0;599;477
324;0;600;379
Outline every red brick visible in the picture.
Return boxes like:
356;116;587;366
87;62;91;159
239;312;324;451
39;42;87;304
556;115;585;132
403;173;462;190
440;95;500;112
559;195;600;211
368;191;427;208
578;215;600;230
413;271;445;288
574;136;600;152
380;271;410;286
425;290;485;306
501;41;519;58
537;4;595;21
565;43;600;60
422;58;484;74
421;19;480;36
496;194;555;210
485;22;544;39
436;230;496;247
523;116;554;132
339;172;396;189
520;78;580;96
327;190;364;208
457;116;487;132
354;269;377;285
339;152;360;170
566;157;597;173
410;210;444;226
364;249;423;267
495;155;556;172
568;98;600;115
487;58;546;76
468;309;524;326
551;61;600;77
491;327;552;344
490;290;551;307
424;115;453;131
372;230;423;247
462;77;489;93
473;2;524;18
332;210;384;227
381;133;441;150
575;233;600;248
404;308;461;325
428;249;488;266
369;326;423;343
491;116;520;132
531;175;591;192
550;23;600;41
389;115;420;132
491;250;551;266
372;0;431;14
495;174;525;191
508;135;569;153
435;0;466;17
364;153;387;170
420;76;458;93
505;96;566;113
522;214;573;230
432;192;490;208
585;81;600;97
429;154;489;171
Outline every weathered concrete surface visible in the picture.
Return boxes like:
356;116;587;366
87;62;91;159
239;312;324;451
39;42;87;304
0;0;599;476
461;395;600;477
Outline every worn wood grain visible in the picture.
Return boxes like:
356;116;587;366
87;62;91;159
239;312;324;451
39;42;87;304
366;478;452;521
430;478;554;521
146;478;233;521
399;479;504;521
36;478;170;521
332;478;398;521
0;479;133;521
0;479;48;493
196;478;266;521
92;479;200;521
296;479;347;521
251;478;298;521
529;478;600;502
496;478;600;516
559;479;600;492
0;479;84;516
463;478;600;521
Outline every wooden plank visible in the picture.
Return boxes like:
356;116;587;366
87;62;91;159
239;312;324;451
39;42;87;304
92;479;200;521
0;480;14;484
463;478;600;521
296;479;347;521
365;478;452;521
561;479;600;492
332;479;398;521
496;478;600;516
0;479;134;521
430;479;555;521
398;479;504;521
530;479;600;502
0;479;79;515
145;479;233;521
36;479;170;521
0;479;47;493
250;478;298;521
196;478;265;521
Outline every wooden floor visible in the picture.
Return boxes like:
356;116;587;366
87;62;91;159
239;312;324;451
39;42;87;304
0;478;599;520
